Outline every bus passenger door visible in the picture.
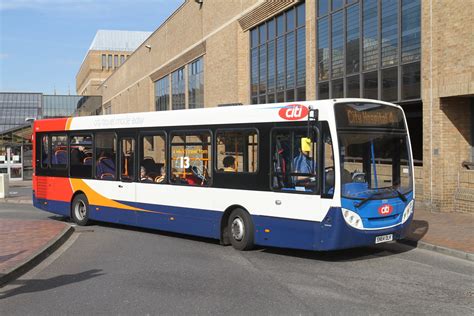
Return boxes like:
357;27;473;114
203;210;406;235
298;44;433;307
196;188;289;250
115;135;137;225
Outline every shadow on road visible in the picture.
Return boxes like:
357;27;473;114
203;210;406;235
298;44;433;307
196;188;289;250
45;216;429;263
406;220;429;242
0;269;104;300
0;250;26;264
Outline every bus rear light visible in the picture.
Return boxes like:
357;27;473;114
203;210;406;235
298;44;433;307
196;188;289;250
341;208;363;229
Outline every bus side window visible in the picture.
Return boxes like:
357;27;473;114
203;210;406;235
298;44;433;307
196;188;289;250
216;129;258;173
140;134;166;184
70;135;93;179
51;134;67;169
95;132;116;180
170;131;212;186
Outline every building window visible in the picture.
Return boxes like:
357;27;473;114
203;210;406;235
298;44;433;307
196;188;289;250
107;54;112;70
188;57;204;109
402;62;420;100
363;0;378;72
401;0;421;63
101;54;106;70
120;55;125;65
155;76;170;111
316;0;421;102
114;55;119;69
171;67;185;110
250;2;306;104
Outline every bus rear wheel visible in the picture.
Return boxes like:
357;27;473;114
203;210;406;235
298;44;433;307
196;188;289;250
228;208;254;251
71;194;90;226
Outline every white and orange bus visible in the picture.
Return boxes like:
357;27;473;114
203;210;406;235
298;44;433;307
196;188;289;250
33;99;415;251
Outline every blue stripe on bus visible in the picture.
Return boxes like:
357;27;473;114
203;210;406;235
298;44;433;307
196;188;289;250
33;194;413;251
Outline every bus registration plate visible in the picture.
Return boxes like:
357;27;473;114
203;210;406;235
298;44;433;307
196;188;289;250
375;234;393;244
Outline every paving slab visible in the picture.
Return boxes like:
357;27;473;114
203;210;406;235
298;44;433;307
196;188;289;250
0;219;73;287
405;206;474;260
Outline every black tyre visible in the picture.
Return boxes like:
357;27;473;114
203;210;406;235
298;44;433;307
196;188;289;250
71;194;90;226
228;208;255;251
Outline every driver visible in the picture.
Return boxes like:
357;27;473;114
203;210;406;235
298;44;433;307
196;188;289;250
292;137;315;185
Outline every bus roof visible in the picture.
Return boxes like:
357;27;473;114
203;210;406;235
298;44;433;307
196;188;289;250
33;98;400;133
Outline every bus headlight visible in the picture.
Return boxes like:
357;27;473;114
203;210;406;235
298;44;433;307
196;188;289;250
341;208;364;229
402;200;414;224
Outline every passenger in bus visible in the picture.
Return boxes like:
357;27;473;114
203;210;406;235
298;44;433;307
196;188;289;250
223;156;236;172
155;166;166;183
70;147;83;165
140;166;154;183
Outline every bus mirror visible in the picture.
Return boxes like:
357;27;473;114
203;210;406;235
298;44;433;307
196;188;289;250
307;108;319;138
309;109;319;121
301;137;312;153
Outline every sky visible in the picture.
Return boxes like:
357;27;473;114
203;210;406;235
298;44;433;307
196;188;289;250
0;0;183;95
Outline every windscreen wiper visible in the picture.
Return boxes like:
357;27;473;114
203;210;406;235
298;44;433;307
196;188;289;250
355;188;407;208
391;188;407;203
354;191;384;208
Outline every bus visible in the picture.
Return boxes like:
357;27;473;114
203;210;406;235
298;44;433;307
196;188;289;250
32;99;415;251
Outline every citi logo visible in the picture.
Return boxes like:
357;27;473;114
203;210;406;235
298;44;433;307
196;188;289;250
378;204;393;216
278;104;309;121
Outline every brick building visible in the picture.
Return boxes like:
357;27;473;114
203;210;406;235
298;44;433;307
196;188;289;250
76;0;473;212
76;30;152;97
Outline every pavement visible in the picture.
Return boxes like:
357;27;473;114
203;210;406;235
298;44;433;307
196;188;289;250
0;180;472;287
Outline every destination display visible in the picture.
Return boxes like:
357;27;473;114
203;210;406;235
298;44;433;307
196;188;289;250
335;103;406;130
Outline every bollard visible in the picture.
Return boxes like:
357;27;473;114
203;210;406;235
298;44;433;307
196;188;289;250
0;173;9;198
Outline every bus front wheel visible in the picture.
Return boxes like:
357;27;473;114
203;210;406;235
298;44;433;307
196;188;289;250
228;208;254;251
71;194;90;226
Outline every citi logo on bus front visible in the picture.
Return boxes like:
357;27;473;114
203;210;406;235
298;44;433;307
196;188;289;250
378;204;393;216
278;104;309;120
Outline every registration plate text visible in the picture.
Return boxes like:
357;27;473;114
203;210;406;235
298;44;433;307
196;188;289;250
375;234;393;244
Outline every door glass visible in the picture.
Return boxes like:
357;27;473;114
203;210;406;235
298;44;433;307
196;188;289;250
0;146;6;164
121;138;135;181
10;146;21;164
10;166;22;179
271;128;318;193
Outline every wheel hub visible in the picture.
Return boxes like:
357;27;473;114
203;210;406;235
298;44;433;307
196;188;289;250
75;201;86;220
231;217;245;241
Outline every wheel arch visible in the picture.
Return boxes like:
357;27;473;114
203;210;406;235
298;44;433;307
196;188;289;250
220;204;250;245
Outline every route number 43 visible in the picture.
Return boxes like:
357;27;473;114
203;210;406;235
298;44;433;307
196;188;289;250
177;157;190;169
